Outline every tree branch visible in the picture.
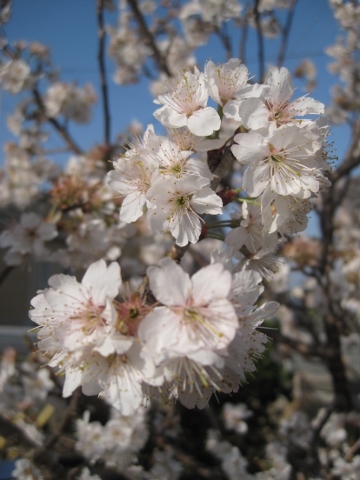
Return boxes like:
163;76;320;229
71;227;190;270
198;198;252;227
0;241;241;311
215;23;232;60
209;146;234;191
32;88;84;155
318;119;360;274
33;387;82;462
254;0;265;82
127;0;172;77
277;0;298;68
0;265;15;287
97;0;111;146
265;329;329;358
239;5;250;65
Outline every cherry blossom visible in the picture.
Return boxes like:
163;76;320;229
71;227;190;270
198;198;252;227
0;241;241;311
0;58;32;93
154;68;221;136
231;124;326;198
139;258;238;359
238;66;324;129
146;174;222;246
0;212;57;265
45;82;96;123
30;259;125;356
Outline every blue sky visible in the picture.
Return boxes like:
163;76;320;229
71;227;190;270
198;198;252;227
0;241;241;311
0;0;349;169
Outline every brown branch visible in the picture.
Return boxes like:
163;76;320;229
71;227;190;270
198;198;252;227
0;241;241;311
325;120;360;189
309;404;334;457
239;5;250;65
318;120;360;274
33;387;82;462
277;0;298;68
324;319;353;410
3;43;84;155
254;0;265;82
209;147;235;191
265;329;329;358
0;265;15;286
0;412;39;449
97;0;111;146
214;23;232;60
127;0;172;77
332;153;360;185
3;42;84;155
266;321;352;410
47;117;84;155
345;437;360;462
32;88;84;155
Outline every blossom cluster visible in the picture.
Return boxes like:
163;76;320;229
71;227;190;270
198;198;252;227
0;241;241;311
25;57;331;415
108;59;329;268
29;257;277;415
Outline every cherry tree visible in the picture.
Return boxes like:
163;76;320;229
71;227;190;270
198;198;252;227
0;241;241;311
0;1;359;479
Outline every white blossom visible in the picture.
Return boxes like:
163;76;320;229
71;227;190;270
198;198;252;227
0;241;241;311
154;69;221;136
146;175;222;246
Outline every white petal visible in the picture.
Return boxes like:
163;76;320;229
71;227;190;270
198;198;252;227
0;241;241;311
231;132;268;164
191;263;232;303
120;191;146;223
138;307;182;363
63;368;83;397
154;105;187;128
147;258;191;306
243;161;270;197
187;107;221;136
82;260;121;305
266;67;293;103
239;98;269;130
291;96;324;115
190;188;223;215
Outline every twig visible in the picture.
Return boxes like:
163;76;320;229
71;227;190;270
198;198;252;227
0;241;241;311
0;265;15;286
0;412;39;449
277;0;297;68
266;329;329;358
239;5;250;65
254;0;265;82
32;88;84;155
96;0;111;146
43;147;73;155
215;23;232;60
210;146;234;191
318;119;360;273
33;387;82;462
3;43;84;154
127;0;172;77
345;437;360;462
310;405;334;448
